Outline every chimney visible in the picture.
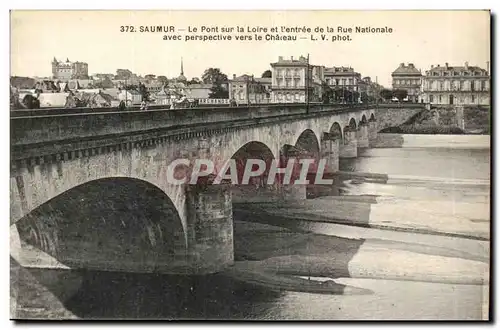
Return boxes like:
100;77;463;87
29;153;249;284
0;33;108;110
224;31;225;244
291;56;294;61
437;64;440;67
233;74;236;80
278;56;283;62
486;61;490;75
445;62;449;69
409;63;414;68
465;61;469;69
400;63;405;68
431;65;434;69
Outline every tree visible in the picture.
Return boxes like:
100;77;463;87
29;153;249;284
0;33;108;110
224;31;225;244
393;89;408;102
351;91;360;103
321;82;333;104
360;92;369;103
202;68;229;99
380;89;393;102
202;68;228;84
95;77;114;89
157;76;169;85
261;70;272;78
188;77;201;85
209;84;229;99
22;94;40;109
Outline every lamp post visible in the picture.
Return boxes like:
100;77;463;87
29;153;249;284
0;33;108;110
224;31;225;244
306;53;310;114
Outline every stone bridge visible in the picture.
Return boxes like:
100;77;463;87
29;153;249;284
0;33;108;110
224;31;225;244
10;103;424;275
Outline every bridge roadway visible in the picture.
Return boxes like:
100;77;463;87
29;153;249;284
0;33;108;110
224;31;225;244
10;103;424;275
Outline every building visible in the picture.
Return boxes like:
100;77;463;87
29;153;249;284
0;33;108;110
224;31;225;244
270;55;315;103
229;74;271;104
118;89;143;105
391;63;422;102
420;62;490;106
93;73;115;80
324;66;362;93
359;76;383;101
144;80;164;93
34;80;60;93
51;57;89;81
115;69;134;80
185;83;213;100
66;79;94;90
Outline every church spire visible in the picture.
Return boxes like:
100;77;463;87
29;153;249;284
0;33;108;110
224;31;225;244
180;57;184;76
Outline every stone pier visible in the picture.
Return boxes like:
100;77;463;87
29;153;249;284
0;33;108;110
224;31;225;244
339;128;358;158
185;179;234;274
321;132;340;173
368;119;378;146
357;123;369;148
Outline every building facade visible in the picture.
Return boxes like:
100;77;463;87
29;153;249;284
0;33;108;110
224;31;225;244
229;74;271;104
324;66;362;92
391;63;422;102
51;57;89;81
359;77;383;102
270;56;314;103
420;62;490;106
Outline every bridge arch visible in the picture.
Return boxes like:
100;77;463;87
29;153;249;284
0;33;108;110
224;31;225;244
348;117;358;130
294;129;321;156
360;114;368;124
14;177;186;273
369;113;376;122
230;141;276;185
329;122;343;140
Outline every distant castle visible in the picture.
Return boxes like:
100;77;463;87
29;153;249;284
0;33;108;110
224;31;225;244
51;57;89;81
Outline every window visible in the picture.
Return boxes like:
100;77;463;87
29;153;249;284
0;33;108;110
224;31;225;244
438;95;442;103
471;81;475;91
459;81;464;91
439;81;444;91
481;81;486;91
471;95;475;103
429;95;434;102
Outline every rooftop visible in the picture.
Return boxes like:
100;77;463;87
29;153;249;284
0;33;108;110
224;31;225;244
426;62;488;74
271;56;309;66
325;67;360;76
392;63;422;76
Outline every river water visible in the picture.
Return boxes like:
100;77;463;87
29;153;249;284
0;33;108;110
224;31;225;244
12;134;491;320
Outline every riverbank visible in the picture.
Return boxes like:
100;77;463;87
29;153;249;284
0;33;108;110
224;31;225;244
379;106;490;135
380;125;466;135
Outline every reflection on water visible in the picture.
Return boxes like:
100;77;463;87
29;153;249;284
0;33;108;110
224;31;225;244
12;134;491;320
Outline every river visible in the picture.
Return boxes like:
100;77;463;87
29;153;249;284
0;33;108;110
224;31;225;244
11;134;490;320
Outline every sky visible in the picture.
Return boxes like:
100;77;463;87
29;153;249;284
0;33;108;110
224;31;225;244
10;10;490;87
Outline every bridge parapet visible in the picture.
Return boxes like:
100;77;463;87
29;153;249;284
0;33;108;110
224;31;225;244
10;104;370;162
